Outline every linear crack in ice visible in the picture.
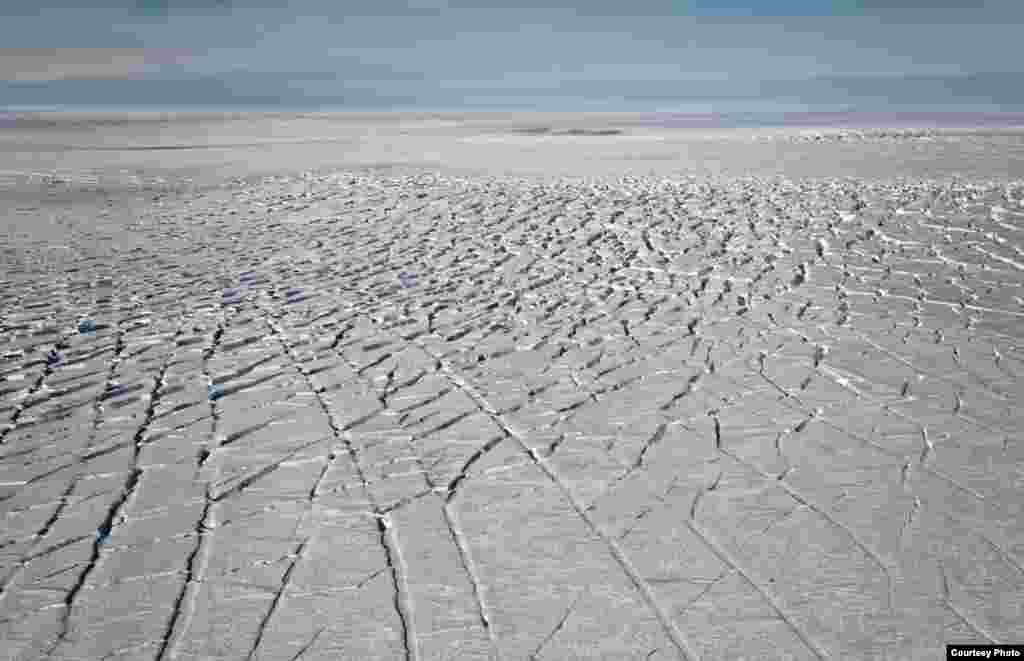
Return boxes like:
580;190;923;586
245;538;309;661
420;346;701;661
378;514;418;661
687;490;830;661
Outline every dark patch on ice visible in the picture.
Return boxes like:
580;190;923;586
510;127;624;137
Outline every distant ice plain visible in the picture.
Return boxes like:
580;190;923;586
1;111;1023;185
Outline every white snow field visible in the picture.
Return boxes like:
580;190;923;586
1;114;1022;660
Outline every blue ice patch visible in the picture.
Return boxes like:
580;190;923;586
398;272;418;288
222;288;243;305
285;287;308;304
96;524;111;545
106;383;128;398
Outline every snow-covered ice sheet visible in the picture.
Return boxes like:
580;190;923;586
1;145;1022;660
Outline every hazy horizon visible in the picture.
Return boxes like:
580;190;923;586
2;1;1022;115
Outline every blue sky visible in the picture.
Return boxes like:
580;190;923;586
1;1;1022;112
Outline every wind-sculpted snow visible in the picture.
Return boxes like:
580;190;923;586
1;171;1022;660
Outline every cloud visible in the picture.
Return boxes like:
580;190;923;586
0;48;188;81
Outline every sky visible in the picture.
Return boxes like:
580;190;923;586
1;1;1022;113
